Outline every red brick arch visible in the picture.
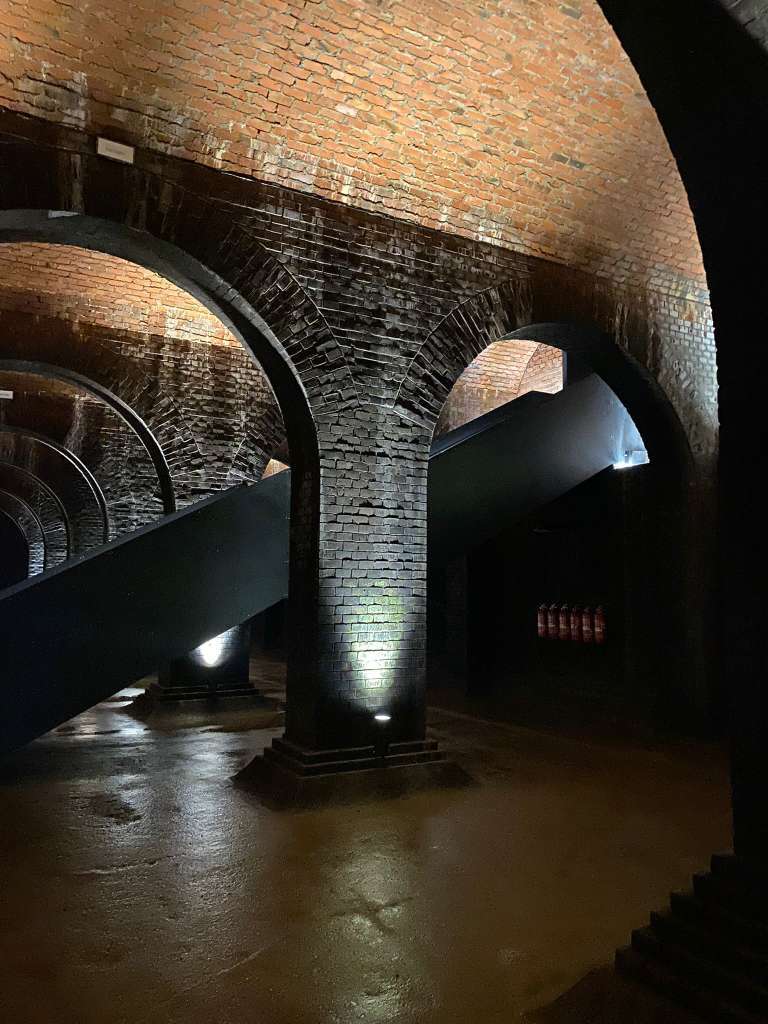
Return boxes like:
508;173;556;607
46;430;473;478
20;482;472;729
394;272;695;472
0;152;354;419
0;134;344;684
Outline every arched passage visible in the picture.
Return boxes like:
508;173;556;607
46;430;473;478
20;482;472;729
0;463;69;567
0;311;205;502
0;360;176;514
0;489;45;575
0;431;104;554
0;206;331;556
0;425;109;548
0;209;349;418
419;307;698;728
500;322;692;474
0;212;322;529
0;364;170;537
0;180;334;748
0;508;28;589
433;338;564;438
397;276;705;461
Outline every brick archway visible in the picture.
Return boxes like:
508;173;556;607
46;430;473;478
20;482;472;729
396;274;696;471
0;463;69;567
0;489;45;576
397;277;703;725
0;180;353;420
0;355;179;515
0;426;109;551
0;134;356;648
0;140;352;755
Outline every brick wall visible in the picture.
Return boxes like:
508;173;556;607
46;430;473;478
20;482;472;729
436;339;563;435
0;0;704;298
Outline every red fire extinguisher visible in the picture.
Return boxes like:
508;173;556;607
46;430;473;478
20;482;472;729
582;606;594;644
548;603;559;639
570;605;582;643
537;604;548;639
594;605;607;646
559;603;570;641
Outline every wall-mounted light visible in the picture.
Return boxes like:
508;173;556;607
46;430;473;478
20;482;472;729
613;448;649;470
374;712;391;723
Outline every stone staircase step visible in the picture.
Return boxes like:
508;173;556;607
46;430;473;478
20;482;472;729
712;855;768;886
617;945;765;1024
670;890;768;951
271;737;374;765
651;909;768;986
631;925;768;1017
148;684;261;702
694;871;768;918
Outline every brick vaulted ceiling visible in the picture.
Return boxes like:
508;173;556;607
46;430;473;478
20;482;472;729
0;244;236;348
0;0;705;297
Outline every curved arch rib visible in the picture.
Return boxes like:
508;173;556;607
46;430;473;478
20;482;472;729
0;426;108;546
0;487;46;574
0;359;176;514
0;462;72;562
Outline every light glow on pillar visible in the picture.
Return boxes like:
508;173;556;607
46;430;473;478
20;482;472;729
193;630;232;668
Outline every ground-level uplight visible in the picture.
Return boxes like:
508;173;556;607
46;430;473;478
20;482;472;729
373;711;391;762
194;631;231;667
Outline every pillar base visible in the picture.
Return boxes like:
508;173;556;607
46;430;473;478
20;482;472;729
145;679;268;705
617;853;768;1022
236;735;474;808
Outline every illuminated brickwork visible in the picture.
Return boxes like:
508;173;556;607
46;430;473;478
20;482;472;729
0;0;704;297
436;340;563;435
0;244;234;346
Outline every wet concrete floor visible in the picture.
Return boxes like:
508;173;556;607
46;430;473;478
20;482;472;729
0;661;730;1023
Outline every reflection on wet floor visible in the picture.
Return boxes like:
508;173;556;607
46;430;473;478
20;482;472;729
51;688;148;739
0;655;730;1024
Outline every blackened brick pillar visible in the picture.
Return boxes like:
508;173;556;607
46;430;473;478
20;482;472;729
286;407;430;750
244;408;458;801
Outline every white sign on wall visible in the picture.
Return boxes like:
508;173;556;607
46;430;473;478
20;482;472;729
96;137;135;164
